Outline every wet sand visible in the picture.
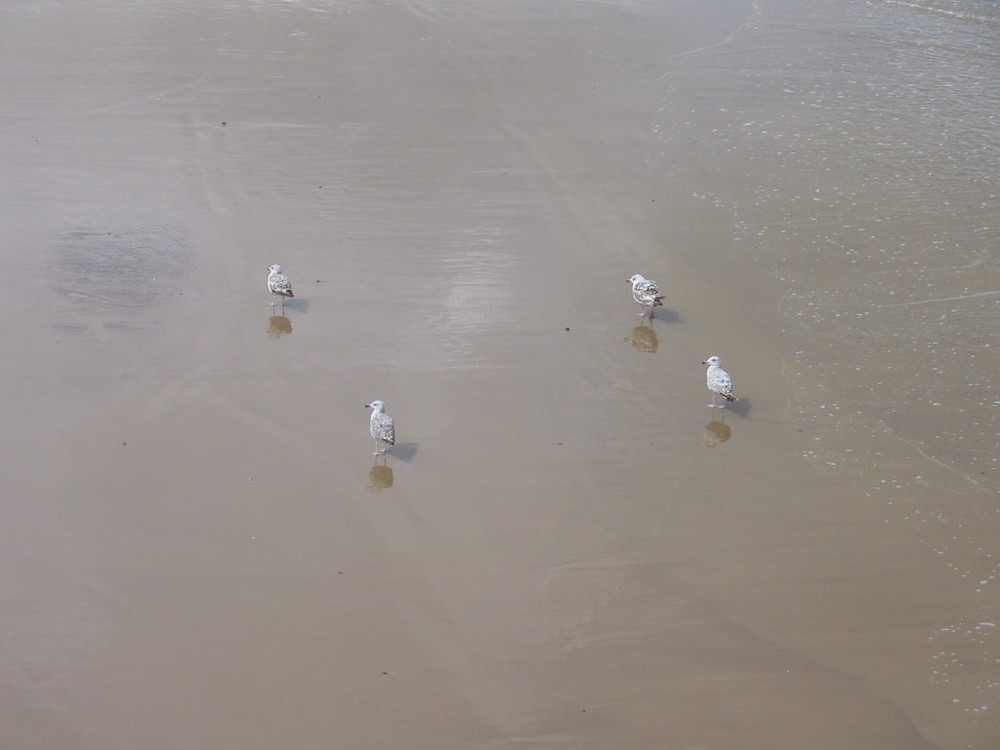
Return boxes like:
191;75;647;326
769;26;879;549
1;1;997;748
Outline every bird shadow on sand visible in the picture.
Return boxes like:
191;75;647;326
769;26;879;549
387;442;418;463
279;298;310;314
718;398;751;418
646;308;681;324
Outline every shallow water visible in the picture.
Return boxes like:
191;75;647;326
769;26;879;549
657;0;999;485
1;0;997;748
653;1;999;743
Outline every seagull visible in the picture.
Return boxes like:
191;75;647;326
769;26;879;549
702;355;737;408
365;400;396;456
267;265;294;307
627;274;664;318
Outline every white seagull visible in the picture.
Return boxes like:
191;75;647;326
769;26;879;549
627;274;664;318
702;355;737;408
267;265;294;307
365;400;396;456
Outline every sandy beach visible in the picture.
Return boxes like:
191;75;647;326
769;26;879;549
1;1;997;748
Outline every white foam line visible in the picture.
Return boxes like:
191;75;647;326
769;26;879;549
660;0;763;76
888;431;987;490
882;0;1000;26
881;290;1000;308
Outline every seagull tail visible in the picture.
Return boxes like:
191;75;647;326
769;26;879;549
724;393;737;402
653;296;664;307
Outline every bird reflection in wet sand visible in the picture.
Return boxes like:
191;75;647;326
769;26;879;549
626;323;658;352
267;315;292;337
368;462;393;490
704;417;732;447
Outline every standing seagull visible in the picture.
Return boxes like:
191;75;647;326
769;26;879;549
267;265;294;308
702;355;737;408
365;400;396;456
627;274;664;318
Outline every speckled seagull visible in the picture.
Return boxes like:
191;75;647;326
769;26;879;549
365;400;396;456
267;264;294;307
627;274;664;318
702;355;737;408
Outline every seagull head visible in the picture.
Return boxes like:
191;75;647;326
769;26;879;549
627;274;647;285
702;356;722;367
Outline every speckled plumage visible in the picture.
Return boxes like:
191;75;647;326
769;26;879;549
627;274;664;317
366;400;395;455
267;264;294;303
702;355;736;407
